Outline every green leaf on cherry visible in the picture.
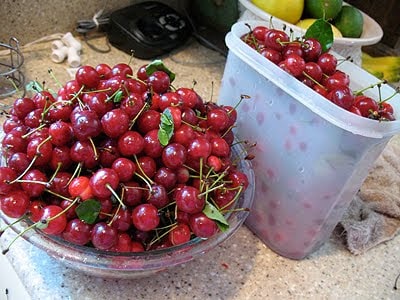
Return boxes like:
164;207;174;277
145;59;176;83
113;90;124;103
26;80;44;93
203;201;229;232
158;108;174;146
304;18;334;53
75;199;101;224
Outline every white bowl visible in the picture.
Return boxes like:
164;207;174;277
238;0;383;47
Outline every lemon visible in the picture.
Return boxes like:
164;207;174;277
251;0;304;24
304;0;343;20
296;18;343;37
332;5;364;38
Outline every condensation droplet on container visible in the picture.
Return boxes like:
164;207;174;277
298;166;305;173
268;99;274;106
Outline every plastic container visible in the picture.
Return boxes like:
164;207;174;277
218;20;400;260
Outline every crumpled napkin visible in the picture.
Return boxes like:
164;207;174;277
339;134;400;254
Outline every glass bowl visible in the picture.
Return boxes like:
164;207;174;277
0;143;254;279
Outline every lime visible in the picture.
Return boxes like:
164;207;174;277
251;0;304;24
304;0;343;20
332;5;364;38
296;18;343;37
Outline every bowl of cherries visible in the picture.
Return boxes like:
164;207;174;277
0;60;255;278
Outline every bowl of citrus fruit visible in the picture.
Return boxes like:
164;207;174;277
239;0;383;48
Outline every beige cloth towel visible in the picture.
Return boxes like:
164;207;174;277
339;134;400;254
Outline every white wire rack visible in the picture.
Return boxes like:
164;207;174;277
0;37;25;99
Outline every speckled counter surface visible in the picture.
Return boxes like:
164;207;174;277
1;36;400;300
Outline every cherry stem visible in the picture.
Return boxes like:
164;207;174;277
381;87;399;104
134;172;153;193
66;162;82;186
121;184;148;191
159;200;176;211
14;179;48;186
106;184;126;209
21;123;47;139
220;186;243;211
198;183;225;197
243;23;261;52
220;207;250;215
129;102;148;130
47;162;62;186
0;214;28;237
71;85;86;108
42;197;79;224
133;155;154;185
302;71;325;89
209;81;214;103
107;203;122;226
336;56;353;67
48;68;63;88
2;221;38;255
5;76;20;94
42;99;72;117
221;125;235;139
354;80;387;96
192;79;197;90
147;222;177;250
199;157;204;192
9;155;38;184
44;188;75;202
88;137;99;161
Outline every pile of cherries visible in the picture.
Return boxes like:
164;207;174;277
241;24;396;121
0;61;249;253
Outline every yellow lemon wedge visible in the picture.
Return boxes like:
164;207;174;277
251;0;304;24
296;18;343;38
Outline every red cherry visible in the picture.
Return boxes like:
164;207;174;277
63;218;93;246
0;166;17;195
302;38;322;62
162;143;187;170
260;48;282;65
282;54;306;77
317;53;337;75
303;62;323;82
68;176;94;200
75;65;100;89
353;95;379;117
89;168;119;198
174;185;205;214
168;223;191;246
147;71;170;94
91;222;118;250
95;63;112;79
131;203;160;232
189;212;218;238
264;29;289;51
39;205;67;235
112;157;136;182
0;190;30;218
101;108;130;138
326;86;355;110
252;25;270;42
111;63;133;78
117;130;144;157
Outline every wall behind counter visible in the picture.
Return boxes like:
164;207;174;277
346;0;400;53
0;0;188;45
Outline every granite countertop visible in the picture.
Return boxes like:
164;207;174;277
1;36;400;300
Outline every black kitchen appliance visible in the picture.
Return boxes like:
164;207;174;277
106;1;192;59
